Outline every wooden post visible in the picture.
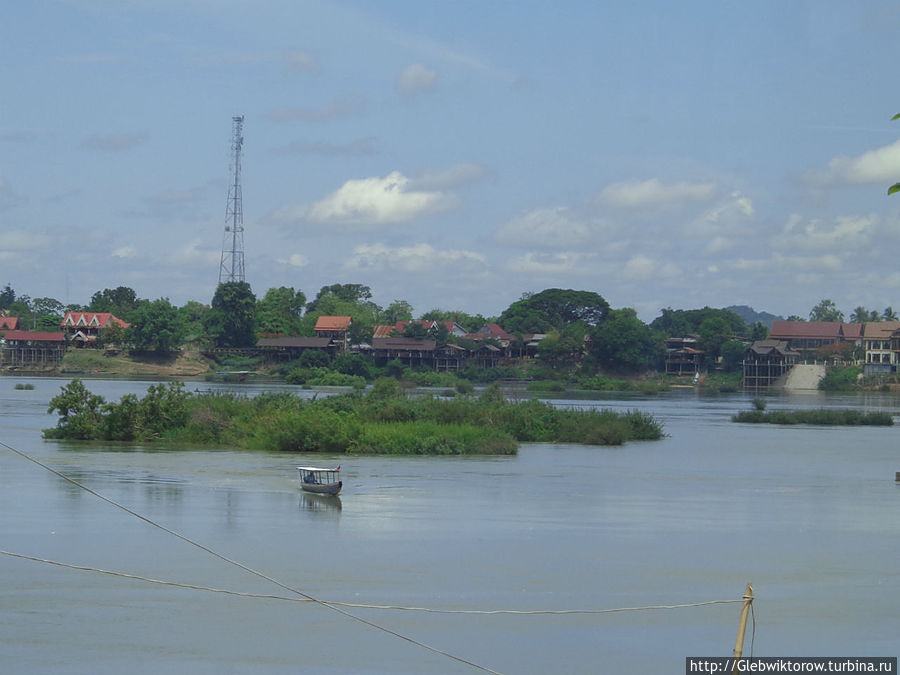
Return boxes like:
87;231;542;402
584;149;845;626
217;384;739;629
895;472;900;482
732;583;754;674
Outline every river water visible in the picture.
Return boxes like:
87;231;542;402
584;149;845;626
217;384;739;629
1;378;898;674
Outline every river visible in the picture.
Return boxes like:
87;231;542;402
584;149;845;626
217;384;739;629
1;378;898;674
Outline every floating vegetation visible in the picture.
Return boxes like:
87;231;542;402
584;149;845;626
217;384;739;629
14;383;35;390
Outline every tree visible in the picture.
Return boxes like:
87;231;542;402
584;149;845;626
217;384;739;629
126;298;185;352
0;283;17;311
383;300;414;324
849;306;871;323
499;288;610;333
697;316;733;360
257;286;306;336
178;301;210;341
720;340;748;372
809;299;844;322
883;307;898;322
590;308;659;371
306;283;375;314
208;281;257;347
419;309;488;333
89;286;140;319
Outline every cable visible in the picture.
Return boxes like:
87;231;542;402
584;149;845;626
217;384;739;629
1;549;743;616
0;439;502;675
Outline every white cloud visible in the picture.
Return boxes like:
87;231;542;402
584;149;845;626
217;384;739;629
504;251;595;276
495;207;591;248
623;255;682;281
597;178;715;208
278;253;309;268
775;213;875;252
300;171;456;226
703;236;734;255
112;245;137;258
825;139;900;184
344;242;485;274
397;63;438;94
688;191;755;236
168;239;219;266
0;230;50;250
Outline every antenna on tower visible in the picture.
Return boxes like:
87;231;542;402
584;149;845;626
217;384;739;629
219;115;245;284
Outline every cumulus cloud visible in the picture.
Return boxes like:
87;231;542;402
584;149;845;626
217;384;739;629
294;171;456;226
824;139;900;185
277;253;309;268
397;63;438;95
81;133;147;152
168;239;219;266
112;245;137;258
688;191;755;236
623;255;682;281
504;251;596;276
597;178;715;208
344;242;485;273
774;213;876;252
495;207;591;248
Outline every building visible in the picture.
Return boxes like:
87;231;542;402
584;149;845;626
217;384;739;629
1;330;67;367
0;316;19;333
742;340;800;389
664;335;703;376
768;321;861;360
61;312;130;346
861;321;900;375
314;316;352;350
256;337;337;361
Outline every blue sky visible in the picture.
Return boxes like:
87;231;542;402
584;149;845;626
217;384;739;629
3;1;900;322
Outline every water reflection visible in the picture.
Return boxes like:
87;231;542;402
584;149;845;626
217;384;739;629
299;492;342;513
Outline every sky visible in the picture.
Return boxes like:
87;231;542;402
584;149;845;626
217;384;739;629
3;1;900;323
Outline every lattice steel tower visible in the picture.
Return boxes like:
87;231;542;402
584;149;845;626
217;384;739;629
219;115;245;284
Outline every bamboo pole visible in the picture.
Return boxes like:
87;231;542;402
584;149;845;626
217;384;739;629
732;583;754;674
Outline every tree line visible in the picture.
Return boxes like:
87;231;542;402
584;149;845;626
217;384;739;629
1;281;895;374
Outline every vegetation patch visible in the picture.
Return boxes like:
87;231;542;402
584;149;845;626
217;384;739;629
732;408;893;426
43;378;665;453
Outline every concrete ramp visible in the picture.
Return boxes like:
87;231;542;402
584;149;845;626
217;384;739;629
781;364;826;390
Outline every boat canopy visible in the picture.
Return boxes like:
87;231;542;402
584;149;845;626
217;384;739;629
297;466;340;473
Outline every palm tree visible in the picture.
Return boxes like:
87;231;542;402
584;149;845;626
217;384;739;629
883;306;898;322
849;306;870;323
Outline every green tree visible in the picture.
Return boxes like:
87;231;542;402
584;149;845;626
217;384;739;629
590;308;659;372
383;300;414;324
208;281;257;347
720;340;748;372
89;286;140;320
849;306;871;323
809;299;844;322
126;298;185;352
45;379;106;440
419;309;488;333
178;301;209;341
882;306;898;321
257;286;306;335
697;316;733;360
0;283;15;311
31;297;65;331
306;283;375;314
499;288;610;333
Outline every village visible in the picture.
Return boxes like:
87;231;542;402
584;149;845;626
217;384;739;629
3;300;900;390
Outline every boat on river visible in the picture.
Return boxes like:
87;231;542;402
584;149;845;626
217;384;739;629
297;466;342;496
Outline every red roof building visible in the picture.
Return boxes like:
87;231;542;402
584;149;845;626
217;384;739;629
60;312;130;344
0;316;19;331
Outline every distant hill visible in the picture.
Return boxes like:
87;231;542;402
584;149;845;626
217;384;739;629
725;305;784;330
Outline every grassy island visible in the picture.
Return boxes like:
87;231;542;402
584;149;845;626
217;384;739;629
43;378;665;454
732;407;893;427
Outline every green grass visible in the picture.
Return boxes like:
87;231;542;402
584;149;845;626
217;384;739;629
732;408;893;426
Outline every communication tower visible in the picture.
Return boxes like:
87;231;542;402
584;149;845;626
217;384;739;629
219;115;245;284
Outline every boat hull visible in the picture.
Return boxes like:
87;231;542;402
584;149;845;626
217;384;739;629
300;480;342;496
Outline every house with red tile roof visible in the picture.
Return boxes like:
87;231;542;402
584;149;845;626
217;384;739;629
768;321;862;359
861;321;900;373
60;312;130;345
0;316;19;333
314;315;352;350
